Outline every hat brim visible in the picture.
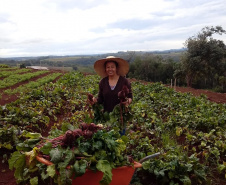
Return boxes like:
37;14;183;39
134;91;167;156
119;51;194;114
94;57;129;78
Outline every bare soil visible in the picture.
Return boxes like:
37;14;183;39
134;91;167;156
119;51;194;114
173;86;226;104
0;73;225;185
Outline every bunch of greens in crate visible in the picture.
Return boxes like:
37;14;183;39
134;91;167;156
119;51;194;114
9;123;132;185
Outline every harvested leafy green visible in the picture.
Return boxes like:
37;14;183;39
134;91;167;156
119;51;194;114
9;123;132;185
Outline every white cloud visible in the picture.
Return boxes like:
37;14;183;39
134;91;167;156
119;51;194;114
0;0;226;57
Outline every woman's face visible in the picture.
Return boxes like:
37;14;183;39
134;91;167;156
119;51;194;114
105;62;117;77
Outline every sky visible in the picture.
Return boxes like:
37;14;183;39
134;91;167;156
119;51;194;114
0;0;226;58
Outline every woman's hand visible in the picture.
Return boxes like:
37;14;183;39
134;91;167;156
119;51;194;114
122;98;132;106
89;97;97;105
92;97;97;104
87;93;97;105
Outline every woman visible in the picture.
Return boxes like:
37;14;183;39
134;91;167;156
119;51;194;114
92;56;132;113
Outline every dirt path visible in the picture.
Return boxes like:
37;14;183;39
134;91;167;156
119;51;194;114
172;86;226;104
0;155;15;185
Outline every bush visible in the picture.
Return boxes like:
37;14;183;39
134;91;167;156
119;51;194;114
0;64;9;68
19;63;26;68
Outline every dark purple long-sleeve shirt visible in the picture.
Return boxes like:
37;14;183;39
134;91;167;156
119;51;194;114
97;76;132;112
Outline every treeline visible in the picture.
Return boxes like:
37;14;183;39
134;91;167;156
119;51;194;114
0;51;183;69
128;26;226;93
128;54;226;92
128;56;178;84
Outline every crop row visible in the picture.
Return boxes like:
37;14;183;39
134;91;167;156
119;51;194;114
4;72;62;95
0;70;49;88
0;68;32;78
0;66;17;70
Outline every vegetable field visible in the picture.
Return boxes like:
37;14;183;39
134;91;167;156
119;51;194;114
0;67;63;105
0;71;226;185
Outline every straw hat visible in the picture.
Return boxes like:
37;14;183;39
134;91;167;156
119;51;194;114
94;56;129;77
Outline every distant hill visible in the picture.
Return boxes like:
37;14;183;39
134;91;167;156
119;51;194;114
0;48;186;60
0;48;186;67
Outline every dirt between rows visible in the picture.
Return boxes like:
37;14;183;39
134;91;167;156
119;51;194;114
0;69;64;105
0;71;225;185
172;86;226;103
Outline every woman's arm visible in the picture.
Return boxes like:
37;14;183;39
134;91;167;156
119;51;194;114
97;79;104;104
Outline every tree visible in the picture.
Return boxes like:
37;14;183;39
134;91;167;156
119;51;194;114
20;63;26;68
72;65;78;71
219;76;226;91
125;51;136;63
173;62;186;86
182;26;226;87
128;55;176;83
